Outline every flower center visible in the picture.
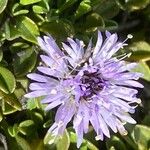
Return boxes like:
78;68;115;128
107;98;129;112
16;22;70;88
80;70;104;100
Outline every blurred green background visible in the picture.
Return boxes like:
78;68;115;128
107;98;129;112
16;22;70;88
0;0;150;149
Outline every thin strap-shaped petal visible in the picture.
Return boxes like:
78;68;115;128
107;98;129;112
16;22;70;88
45;100;63;111
27;73;52;82
62;42;76;59
37;66;64;78
114;111;136;124
97;114;110;138
40;55;55;67
24;90;48;98
93;31;103;57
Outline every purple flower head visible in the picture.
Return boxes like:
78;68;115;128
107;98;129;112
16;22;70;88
25;31;143;148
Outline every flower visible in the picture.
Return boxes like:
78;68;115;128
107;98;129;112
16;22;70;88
25;31;143;148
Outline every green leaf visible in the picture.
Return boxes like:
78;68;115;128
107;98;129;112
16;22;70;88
40;20;74;40
15;135;31;150
19;120;35;135
0;91;22;110
44;130;70;150
130;51;150;61
0;0;8;14
57;0;78;13
4;21;20;41
106;136;126;150
85;13;104;30
0;48;3;62
103;20;118;30
16;16;39;44
12;3;29;16
133;61;150;81
0;107;3;122
131;125;150;150
2;100;17;115
75;0;92;19
43;120;51;128
69;131;99;150
0;67;16;94
32;112;43;126
142;115;150;126
75;13;104;32
13;48;37;77
56;130;70;150
32;5;48;14
26;97;43;110
116;0;150;11
44;131;56;145
128;41;150;61
19;120;34;128
20;0;41;5
10;42;30;52
94;0;119;19
30;139;44;150
8;124;19;137
14;9;29;16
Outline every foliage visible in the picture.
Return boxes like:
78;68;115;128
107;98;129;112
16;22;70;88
0;0;150;149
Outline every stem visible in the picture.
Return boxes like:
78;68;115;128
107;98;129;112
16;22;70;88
123;136;138;150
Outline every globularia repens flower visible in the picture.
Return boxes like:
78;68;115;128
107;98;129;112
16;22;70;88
25;31;143;148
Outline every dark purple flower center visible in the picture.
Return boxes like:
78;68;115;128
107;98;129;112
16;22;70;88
80;70;104;100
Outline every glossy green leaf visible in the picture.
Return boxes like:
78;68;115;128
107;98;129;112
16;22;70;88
8;124;19;137
69;131;99;150
42;0;50;11
16;16;39;44
75;0;92;19
19;120;35;135
40;20;74;40
2;100;17;115
106;136;126;150
142;115;150;126
43;120;51;128
75;13;104;32
0;0;8;14
10;42;30;53
44;131;56;145
12;3;29;16
57;0;78;13
15;135;31;150
130;51;150;61
20;0;41;5
0;107;3;122
14;9;29;16
0;91;22;110
32;112;43;125
0;67;16;94
103;20;118;30
13;48;37;77
94;0;119;19
44;130;70;150
4;21;20;41
56;130;70;150
33;5;48;14
128;41;150;61
30;139;44;150
19;120;34;128
131;125;150;150
85;13;104;30
26;97;43;110
124;0;150;11
133;61;150;81
0;48;3;62
26;98;39;110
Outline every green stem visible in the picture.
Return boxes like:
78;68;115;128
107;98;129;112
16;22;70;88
123;136;138;150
